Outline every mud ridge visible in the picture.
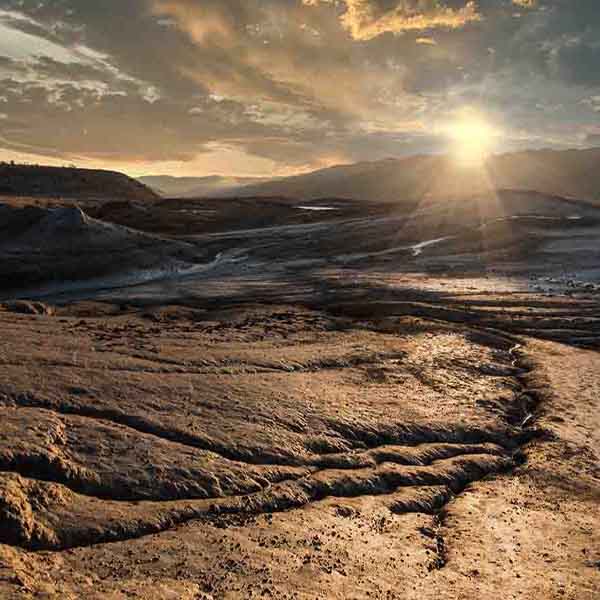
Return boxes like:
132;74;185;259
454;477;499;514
388;486;452;515
327;300;600;350
323;420;526;453
0;454;513;552
0;331;551;555
416;337;551;572
0;405;510;504
2;392;302;467
3;391;526;468
508;342;553;433
0;451;308;503
309;442;508;470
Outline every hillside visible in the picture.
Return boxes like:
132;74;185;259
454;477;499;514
218;148;600;204
0;203;209;294
138;174;271;198
0;164;158;202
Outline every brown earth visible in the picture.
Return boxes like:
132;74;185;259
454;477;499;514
0;300;598;599
0;186;599;598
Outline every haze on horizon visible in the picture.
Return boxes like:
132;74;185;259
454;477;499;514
0;0;599;178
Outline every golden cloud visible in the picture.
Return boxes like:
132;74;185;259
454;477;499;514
148;0;415;123
151;0;240;46
304;0;481;41
416;36;437;45
512;0;538;7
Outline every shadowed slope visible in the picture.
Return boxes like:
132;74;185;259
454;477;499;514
0;164;157;202
217;149;600;204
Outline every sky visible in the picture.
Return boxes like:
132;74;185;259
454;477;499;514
0;0;598;177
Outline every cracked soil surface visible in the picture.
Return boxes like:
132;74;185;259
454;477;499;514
0;301;598;599
0;194;599;598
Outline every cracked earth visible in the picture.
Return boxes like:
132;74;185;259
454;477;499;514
1;194;599;598
0;301;598;599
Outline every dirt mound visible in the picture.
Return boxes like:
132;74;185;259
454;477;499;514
0;204;210;295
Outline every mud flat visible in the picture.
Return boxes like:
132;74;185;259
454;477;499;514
0;298;598;599
0;193;599;598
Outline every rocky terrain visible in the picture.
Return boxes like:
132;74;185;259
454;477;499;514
4;186;597;306
0;168;599;598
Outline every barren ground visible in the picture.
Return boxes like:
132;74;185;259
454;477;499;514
0;193;599;598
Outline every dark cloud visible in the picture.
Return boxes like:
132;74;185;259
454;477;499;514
0;0;598;174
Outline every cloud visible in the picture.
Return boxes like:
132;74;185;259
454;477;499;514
585;133;600;146
582;96;600;112
0;0;598;174
304;1;481;41
149;0;413;122
151;0;247;46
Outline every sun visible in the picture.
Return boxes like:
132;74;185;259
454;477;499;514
444;115;498;165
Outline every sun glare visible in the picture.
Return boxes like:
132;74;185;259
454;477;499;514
444;115;498;165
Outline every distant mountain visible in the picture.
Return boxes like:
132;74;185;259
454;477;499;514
0;164;158;202
138;175;272;198
218;148;600;205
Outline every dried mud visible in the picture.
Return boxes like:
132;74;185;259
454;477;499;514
0;298;597;599
0;193;599;598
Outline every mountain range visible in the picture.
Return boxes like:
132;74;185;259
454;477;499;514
139;148;600;205
137;175;271;198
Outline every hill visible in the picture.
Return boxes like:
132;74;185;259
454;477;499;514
217;148;600;204
0;163;158;202
0;203;209;294
138;175;271;198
